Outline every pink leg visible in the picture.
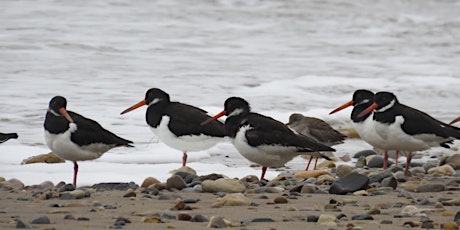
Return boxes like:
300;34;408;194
404;153;412;176
305;156;313;171
182;152;187;167
261;166;267;180
313;157;319;170
73;161;78;187
383;151;388;170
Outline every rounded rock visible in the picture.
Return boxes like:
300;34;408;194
165;175;187;190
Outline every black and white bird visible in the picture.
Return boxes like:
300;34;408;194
358;91;460;175
329;89;398;169
287;113;345;171
0;132;18;144
202;97;334;180
120;88;226;166
44;96;133;187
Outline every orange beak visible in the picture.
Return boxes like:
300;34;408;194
358;102;378;118
201;110;226;125
449;116;460;125
59;107;74;123
120;100;146;115
329;100;354;115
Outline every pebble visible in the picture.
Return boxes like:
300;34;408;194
356;156;366;168
380;220;393;224
240;175;259;183
306;215;319;222
201;178;245;193
336;165;354;178
442;222;460;230
166;175;187;190
422;160;438;172
0;178;24;190
273;196;288;204
317;174;336;185
16;218;32;229
379;176;397;189
177;212;192;221
351;214;374;220
367;155;393;168
442;153;460;169
64;214;75;220
141;217;162;223
191;214;209;222
454;211;460;223
77;217;90;221
415;183;445;193
329;172;369;195
252;218;275;222
207;216;227;228
317;214;337;226
316;160;335;169
31;216;51;224
353;150;377;158
366;207;381;215
428;164;456;176
123;191;136;198
409;166;426;175
401;205;420;216
170;166;197;175
294;170;330;179
59;184;75;192
193;173;223;182
212;193;250;206
91;182;138;191
21;152;65;164
300;184;316;193
141;177;161;188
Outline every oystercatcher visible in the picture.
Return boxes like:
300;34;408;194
287;113;345;170
44;96;133;187
202;97;334;180
449;116;460;125
329;89;398;169
358;91;460;175
120;88;226;166
0;132;18;144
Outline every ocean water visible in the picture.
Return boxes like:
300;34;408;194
1;0;460;185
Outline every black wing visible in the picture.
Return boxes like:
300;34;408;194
166;102;226;137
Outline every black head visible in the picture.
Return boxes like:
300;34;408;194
352;89;374;106
373;91;398;111
145;88;170;105
48;96;73;122
224;97;251;117
48;96;67;113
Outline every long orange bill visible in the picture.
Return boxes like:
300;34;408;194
59;107;74;123
449;116;460;125
120;100;146;115
329;100;354;115
357;102;378;118
201;110;226;125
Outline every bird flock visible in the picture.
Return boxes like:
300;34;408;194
3;88;460;187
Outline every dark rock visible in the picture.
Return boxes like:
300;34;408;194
351;214;374;220
368;155;393;168
252;218;275;222
336;213;347;220
31;216;51;224
103;205;117;209
191;214;209;222
300;184;316;193
166;175;187;190
306;215;319;222
123;192;136;198
353;150;377;158
16;218;32;229
379;176;397;190
77;217;90;221
423;160;438;172
178;212;192;221
91;182;138;191
58;184;75;192
329;172;369;195
183;198;198;204
381;220;393;224
369;171;392;184
415;184;445;193
193;173;223;182
64;214;75;220
454;211;460;223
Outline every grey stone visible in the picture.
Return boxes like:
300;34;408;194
31;216;51;224
91;182;138;191
16;218;32;229
415;184;445;193
351;214;374;220
353;150;377;158
329;172;369;195
165;175;187;190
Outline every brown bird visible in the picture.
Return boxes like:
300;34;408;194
287;113;345;170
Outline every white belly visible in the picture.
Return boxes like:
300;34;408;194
150;116;225;152
353;117;386;150
45;124;109;161
373;116;448;151
232;126;301;167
